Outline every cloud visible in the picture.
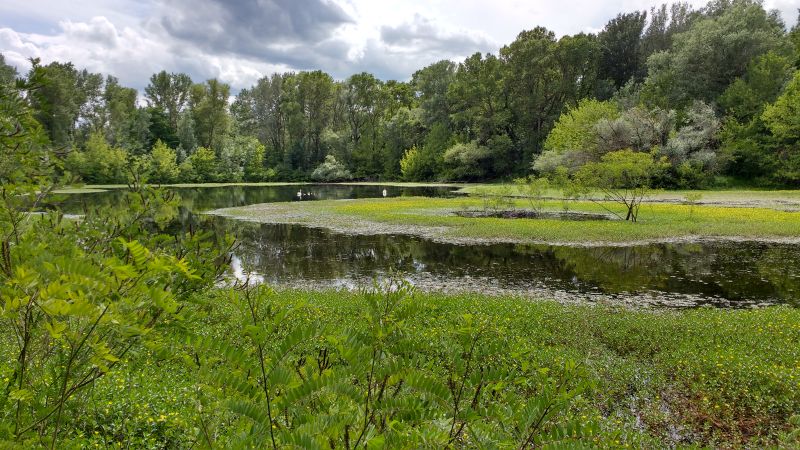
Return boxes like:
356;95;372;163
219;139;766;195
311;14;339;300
156;0;353;62
0;17;291;90
380;14;495;55
339;14;498;80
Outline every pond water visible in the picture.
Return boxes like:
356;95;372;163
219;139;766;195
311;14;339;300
57;185;800;308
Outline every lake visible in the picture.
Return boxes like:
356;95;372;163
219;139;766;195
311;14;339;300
55;185;800;308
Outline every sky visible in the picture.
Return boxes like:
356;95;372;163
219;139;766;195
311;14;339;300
0;0;797;91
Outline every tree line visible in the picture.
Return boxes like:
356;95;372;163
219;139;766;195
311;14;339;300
2;0;799;187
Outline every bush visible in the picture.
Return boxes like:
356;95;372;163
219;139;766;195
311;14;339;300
310;154;353;181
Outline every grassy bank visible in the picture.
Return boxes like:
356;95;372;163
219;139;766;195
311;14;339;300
19;289;797;447
456;185;800;209
210;196;800;245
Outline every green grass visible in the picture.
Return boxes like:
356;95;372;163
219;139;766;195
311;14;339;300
211;196;800;245
52;187;110;194
456;184;800;207
48;289;800;447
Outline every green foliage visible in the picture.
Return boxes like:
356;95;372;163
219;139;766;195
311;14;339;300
148;139;180;183
0;77;228;447
642;0;790;108
543;99;620;155
66;131;129;184
443;141;491;180
193;281;594;448
718;51;794;122
761;70;800;184
311;154;352;182
180;147;218;183
0;54;18;86
576;150;667;222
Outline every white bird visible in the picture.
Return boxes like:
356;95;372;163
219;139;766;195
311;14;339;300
297;190;302;199
382;189;388;198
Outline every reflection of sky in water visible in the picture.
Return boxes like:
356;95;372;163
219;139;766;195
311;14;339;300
54;185;800;309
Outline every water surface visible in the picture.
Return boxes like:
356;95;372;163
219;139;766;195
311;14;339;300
56;184;800;308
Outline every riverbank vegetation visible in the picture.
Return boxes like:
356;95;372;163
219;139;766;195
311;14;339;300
213;196;800;245
2;0;799;189
2;284;799;448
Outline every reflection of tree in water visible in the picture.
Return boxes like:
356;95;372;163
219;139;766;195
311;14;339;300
53;184;455;215
228;222;800;304
549;245;681;293
757;247;800;305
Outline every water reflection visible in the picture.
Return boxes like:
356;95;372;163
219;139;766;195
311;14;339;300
223;219;799;307
53;184;454;215
52;184;800;308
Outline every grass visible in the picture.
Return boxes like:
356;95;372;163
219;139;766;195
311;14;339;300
51;187;110;194
456;184;800;208
34;289;799;447
210;196;800;245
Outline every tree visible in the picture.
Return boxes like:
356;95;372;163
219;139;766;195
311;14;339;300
719;51;794;121
543;99;620;156
343;72;387;178
311;154;352;181
381;107;425;178
144;71;193;130
66;131;129;184
217;135;266;182
500;27;564;167
597;11;648;89
642;0;790;108
176;109;197;155
662;101;722;187
534;99;619;177
761;70;800;184
191;79;230;151
180;146;218;182
148;139;180;183
101;76;138;147
28;61;103;147
576;150;666;222
412;60;456;127
0;53;18;85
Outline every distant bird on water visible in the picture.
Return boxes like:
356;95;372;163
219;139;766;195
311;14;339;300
382;189;388;198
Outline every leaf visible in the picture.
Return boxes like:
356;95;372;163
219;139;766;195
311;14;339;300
45;320;67;339
9;388;32;402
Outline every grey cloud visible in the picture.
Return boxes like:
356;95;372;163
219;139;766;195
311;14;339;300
158;0;352;58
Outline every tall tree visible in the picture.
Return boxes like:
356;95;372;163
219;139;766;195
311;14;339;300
144;71;193;129
28;61;103;147
412;60;456;128
500;27;564;167
343;72;387;177
191;79;230;151
597;11;648;89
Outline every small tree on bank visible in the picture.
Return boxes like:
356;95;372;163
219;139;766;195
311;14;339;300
576;149;666;222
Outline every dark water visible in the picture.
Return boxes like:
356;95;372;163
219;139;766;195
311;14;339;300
57;185;800;308
53;184;451;214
